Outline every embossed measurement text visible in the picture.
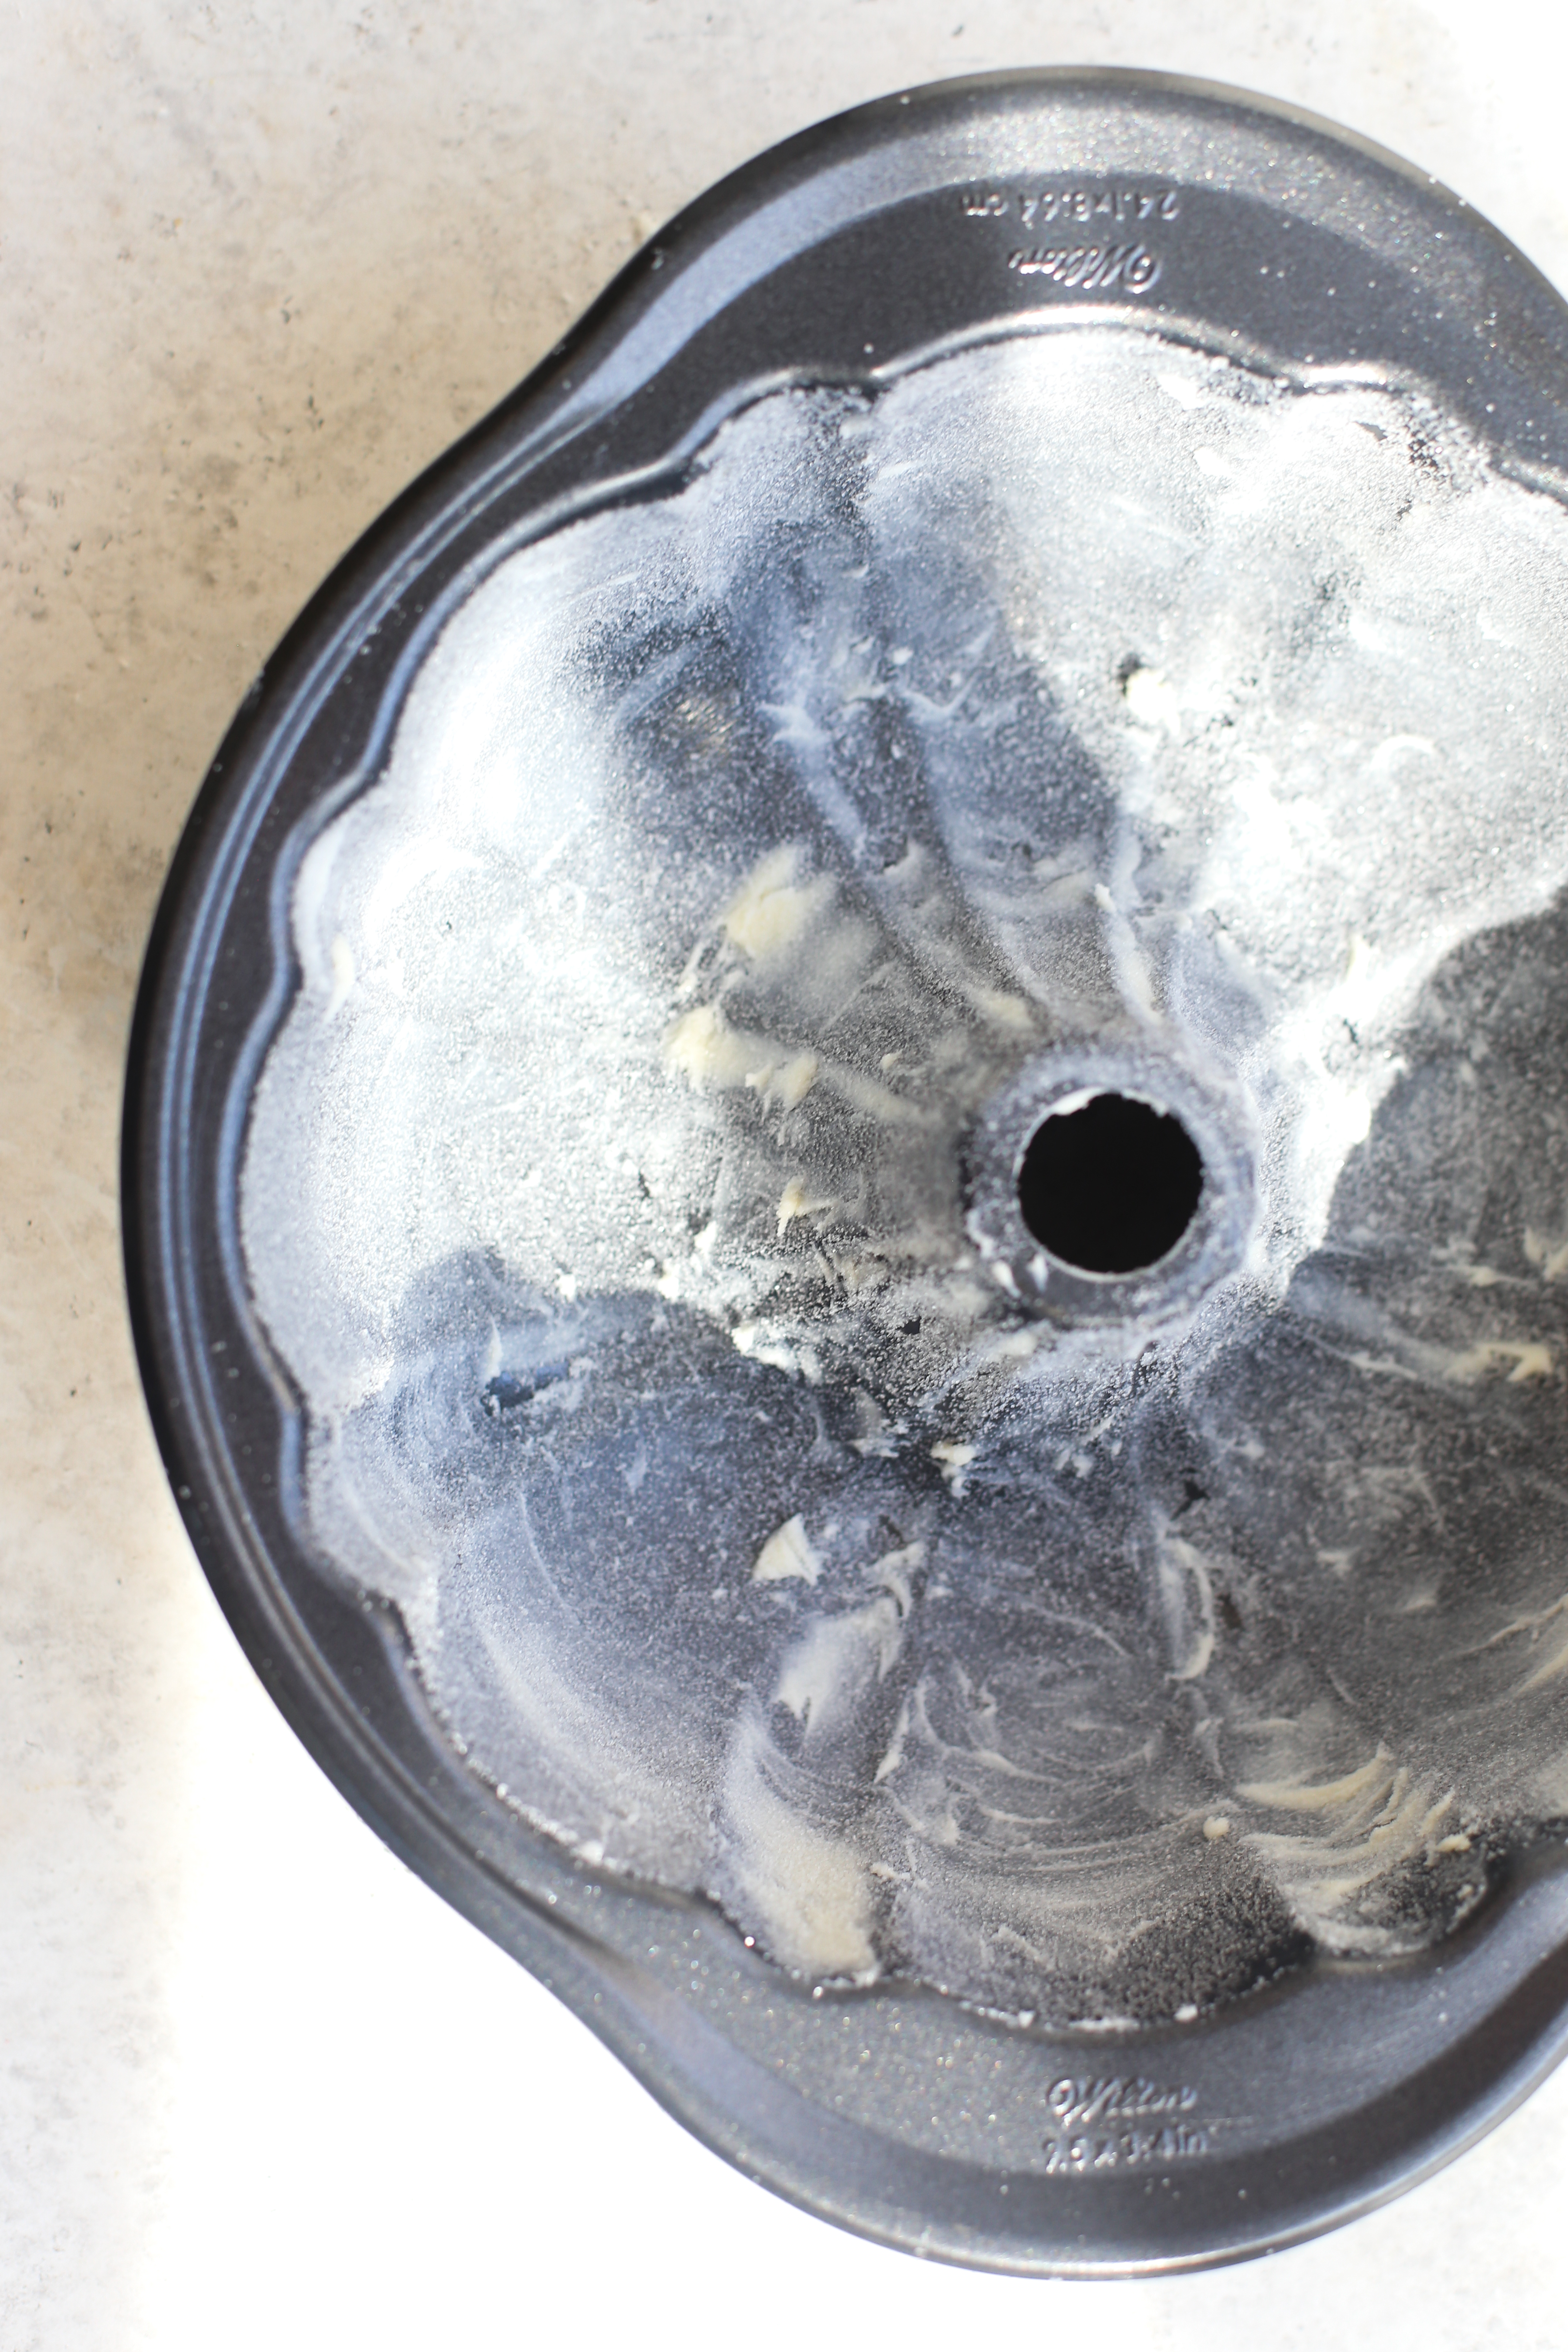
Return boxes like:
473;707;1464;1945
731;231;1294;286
1044;2075;1207;2170
1043;2121;1209;2173
962;186;1181;224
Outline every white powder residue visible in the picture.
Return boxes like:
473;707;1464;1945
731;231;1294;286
241;328;1568;2019
718;1719;879;1978
753;1515;823;1586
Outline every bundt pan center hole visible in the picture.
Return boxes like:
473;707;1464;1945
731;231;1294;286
1018;1091;1205;1275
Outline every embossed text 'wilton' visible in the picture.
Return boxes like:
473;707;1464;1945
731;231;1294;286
963;185;1176;294
1048;2074;1199;2129
1006;243;1160;290
1043;2075;1208;2173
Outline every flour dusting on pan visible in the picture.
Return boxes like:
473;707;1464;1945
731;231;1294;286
242;329;1568;2021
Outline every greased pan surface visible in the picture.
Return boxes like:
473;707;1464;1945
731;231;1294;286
124;71;1568;2270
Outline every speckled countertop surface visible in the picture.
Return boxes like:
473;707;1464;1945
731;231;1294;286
5;5;1568;2345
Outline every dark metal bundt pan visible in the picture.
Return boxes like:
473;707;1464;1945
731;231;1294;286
123;70;1568;2271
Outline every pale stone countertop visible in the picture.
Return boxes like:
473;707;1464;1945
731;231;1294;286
5;5;1568;2345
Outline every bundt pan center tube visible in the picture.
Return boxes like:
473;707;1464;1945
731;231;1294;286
123;69;1568;2272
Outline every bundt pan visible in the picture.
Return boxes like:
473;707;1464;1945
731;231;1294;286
123;69;1568;2272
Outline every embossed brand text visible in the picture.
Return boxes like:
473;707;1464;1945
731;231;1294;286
1047;2075;1199;2129
1043;2076;1206;2170
1005;243;1160;291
